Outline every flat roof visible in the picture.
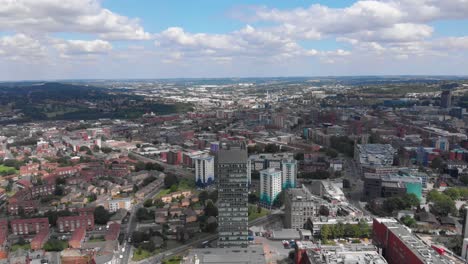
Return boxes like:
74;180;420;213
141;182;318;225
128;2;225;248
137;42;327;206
184;245;265;264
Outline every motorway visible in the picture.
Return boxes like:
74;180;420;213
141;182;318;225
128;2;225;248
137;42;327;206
133;213;283;264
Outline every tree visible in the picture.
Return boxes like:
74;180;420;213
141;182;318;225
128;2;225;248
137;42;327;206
432;195;457;216
205;222;218;233
248;193;259;204
164;174;178;188
94;206;110;225
400;215;417;228
273;191;285;207
319;205;330;216
204;201;218;217
460;174;468;185
324;148;338;158
444;188;461;201
208;190;218;203
294;153;305;161
144;199;153;208
321;225;331;240
430;157;444;171
264;144;280;153
154;199;165;208
199;191;209;205
43;239;67;251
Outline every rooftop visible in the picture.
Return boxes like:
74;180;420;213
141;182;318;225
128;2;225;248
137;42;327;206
183;245;266;264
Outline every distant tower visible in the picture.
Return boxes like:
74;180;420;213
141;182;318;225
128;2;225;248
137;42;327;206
216;141;249;248
441;90;452;108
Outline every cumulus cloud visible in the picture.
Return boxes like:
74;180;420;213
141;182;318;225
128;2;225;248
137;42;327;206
0;0;150;40
54;39;112;57
0;34;46;61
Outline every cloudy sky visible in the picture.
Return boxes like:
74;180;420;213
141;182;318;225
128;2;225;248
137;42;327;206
1;0;468;80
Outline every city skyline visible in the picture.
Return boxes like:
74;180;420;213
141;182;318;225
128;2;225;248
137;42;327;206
1;0;468;80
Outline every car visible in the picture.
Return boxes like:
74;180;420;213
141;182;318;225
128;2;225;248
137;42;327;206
119;255;123;259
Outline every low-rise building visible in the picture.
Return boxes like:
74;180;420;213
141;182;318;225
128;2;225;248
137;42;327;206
10;218;49;235
57;215;94;232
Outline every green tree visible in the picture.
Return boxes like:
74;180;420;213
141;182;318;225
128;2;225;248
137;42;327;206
294;153;305;161
321;225;331;240
143;199;153;208
460;174;468;185
198;191;209;205
164;174;178;188
94;206;111;225
43;239;67;251
400;215;417;228
430;157;444;171
204;201;218;217
444;188;461;200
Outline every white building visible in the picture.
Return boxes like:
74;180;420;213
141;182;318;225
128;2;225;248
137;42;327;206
281;160;297;189
194;155;215;187
260;168;282;206
248;153;297;188
105;198;132;213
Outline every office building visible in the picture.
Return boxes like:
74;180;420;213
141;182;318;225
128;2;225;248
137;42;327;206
216;141;249;248
441;90;452;108
260;168;282;206
373;218;452;264
284;186;323;229
194;155;215;187
363;174;422;200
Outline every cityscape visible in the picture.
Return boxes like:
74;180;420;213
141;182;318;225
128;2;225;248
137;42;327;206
1;1;468;264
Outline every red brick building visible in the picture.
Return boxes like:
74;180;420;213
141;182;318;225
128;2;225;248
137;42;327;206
69;227;86;249
57;215;94;232
373;218;450;264
10;218;49;235
31;229;50;250
8;200;39;215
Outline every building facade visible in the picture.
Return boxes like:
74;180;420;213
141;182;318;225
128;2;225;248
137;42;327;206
260;168;282;206
284;187;321;229
194;155;215;187
216;141;249;248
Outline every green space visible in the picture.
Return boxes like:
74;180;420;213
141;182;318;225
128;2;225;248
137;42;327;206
43;239;68;251
11;243;30;252
88;236;105;242
248;204;269;221
132;248;159;261
163;256;182;264
154;178;197;199
0;165;18;175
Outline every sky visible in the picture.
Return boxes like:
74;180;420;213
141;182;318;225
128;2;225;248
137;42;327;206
0;0;468;80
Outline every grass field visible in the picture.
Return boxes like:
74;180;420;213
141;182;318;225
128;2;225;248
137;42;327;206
132;249;158;261
163;256;182;264
248;204;269;221
0;165;17;175
154;178;197;199
11;243;31;252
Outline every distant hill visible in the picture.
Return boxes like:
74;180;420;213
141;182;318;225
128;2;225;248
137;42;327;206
0;82;192;122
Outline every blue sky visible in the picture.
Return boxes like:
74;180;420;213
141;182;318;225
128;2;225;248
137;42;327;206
0;0;467;80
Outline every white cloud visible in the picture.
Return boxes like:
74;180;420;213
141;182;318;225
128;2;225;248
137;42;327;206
54;39;112;57
0;0;150;40
0;34;46;61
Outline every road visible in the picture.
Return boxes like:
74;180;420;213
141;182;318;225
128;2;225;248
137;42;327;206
129;152;193;179
133;212;283;264
120;185;165;264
